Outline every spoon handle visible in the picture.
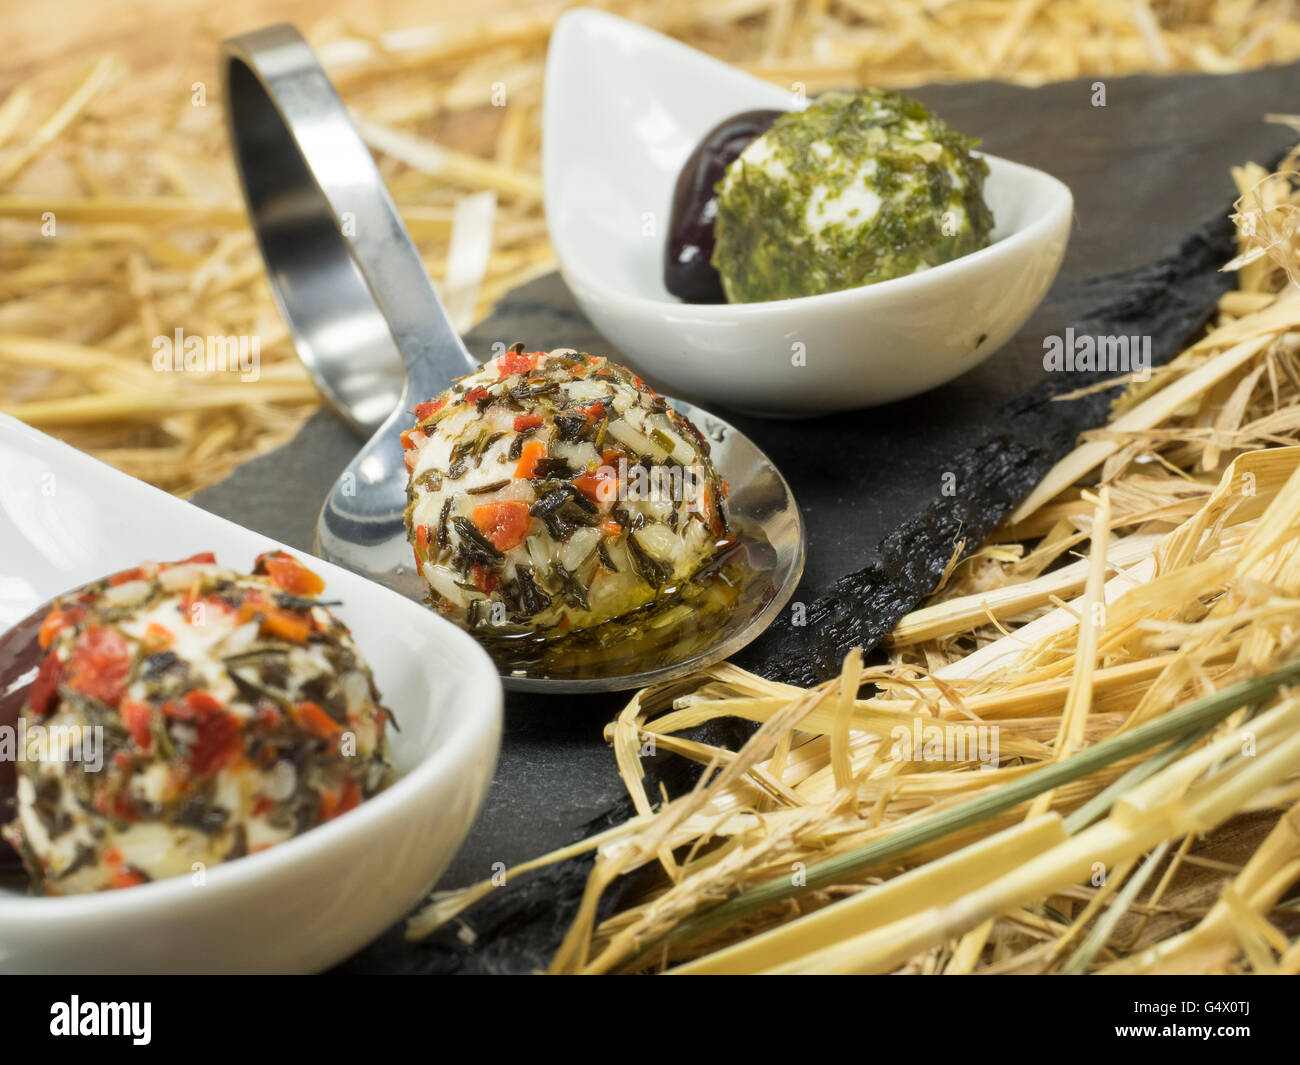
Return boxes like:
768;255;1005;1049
221;23;478;436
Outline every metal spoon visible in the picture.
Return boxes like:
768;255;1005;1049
221;24;804;692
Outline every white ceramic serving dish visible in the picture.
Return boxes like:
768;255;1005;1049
0;415;502;974
543;9;1073;416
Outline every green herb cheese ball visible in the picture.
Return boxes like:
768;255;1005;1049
710;90;994;303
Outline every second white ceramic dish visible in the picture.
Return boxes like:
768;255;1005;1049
543;9;1073;416
0;415;502;973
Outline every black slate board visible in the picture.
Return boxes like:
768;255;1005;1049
191;61;1300;972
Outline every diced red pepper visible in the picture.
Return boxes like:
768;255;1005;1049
574;465;618;504
513;413;544;431
472;563;499;595
414;397;447;421
121;698;153;750
66;626;130;707
110;868;147;890
26;651;62;716
514;439;546;479
294;699;342;739
143;622;174;651
189;711;240;777
578;401;605;423
251;795;275;816
464;385;490;405
165;694;241;777
413;525;430;570
38;606;83;648
318;788;339;821
107;566;144;587
111;789;138;822
320;776;360;822
265;608;312;643
700;488;726;538
339;776;360;815
256;551;326;596
602;519;622;537
170;551;216;566
183;690;225;715
497;349;540;377
240;599;313;643
400;428;425;451
187;593;234;622
471;501;532;552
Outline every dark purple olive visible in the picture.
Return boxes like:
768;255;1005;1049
665;109;782;303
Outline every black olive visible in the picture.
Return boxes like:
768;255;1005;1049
664;109;783;303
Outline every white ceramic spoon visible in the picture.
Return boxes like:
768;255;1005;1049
543;8;1074;415
0;415;501;973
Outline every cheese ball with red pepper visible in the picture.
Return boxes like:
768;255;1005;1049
0;552;393;895
403;346;729;633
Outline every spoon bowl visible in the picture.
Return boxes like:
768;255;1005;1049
223;24;806;692
543;9;1074;416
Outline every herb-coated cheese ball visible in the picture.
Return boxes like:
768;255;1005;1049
403;346;729;634
1;552;392;895
711;90;994;302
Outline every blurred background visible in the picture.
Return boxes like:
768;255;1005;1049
3;0;1299;496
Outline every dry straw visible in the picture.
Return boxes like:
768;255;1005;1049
4;1;1300;493
9;0;1300;973
409;130;1300;973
